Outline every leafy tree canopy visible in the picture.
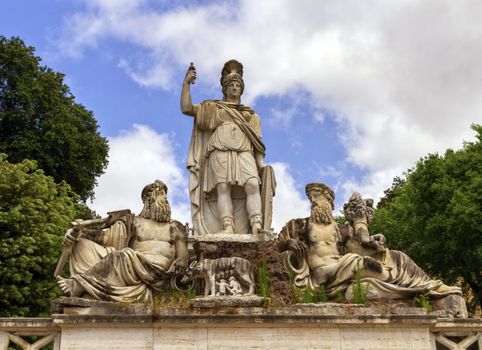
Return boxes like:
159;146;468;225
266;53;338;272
0;154;92;316
371;125;482;308
0;36;108;200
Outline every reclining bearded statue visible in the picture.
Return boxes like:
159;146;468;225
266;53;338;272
279;183;463;306
56;180;188;303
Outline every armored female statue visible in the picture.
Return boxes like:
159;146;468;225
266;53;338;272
180;60;275;235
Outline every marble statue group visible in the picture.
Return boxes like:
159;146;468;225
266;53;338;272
278;183;460;300
54;60;466;316
56;180;188;302
181;59;275;236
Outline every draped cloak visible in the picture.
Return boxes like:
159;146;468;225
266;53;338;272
186;100;265;235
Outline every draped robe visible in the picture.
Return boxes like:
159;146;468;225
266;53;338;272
186;100;265;235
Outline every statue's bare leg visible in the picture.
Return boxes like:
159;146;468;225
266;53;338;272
216;182;234;233
244;178;262;234
56;276;85;297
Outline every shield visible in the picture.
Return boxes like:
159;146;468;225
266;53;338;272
260;165;276;231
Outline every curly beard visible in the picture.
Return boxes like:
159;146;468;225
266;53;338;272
139;197;171;222
310;202;333;225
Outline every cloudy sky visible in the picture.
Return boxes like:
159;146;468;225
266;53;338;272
1;0;481;230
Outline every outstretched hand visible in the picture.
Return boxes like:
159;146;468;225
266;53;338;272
168;257;188;274
287;238;307;256
62;229;77;248
371;233;387;247
184;63;197;85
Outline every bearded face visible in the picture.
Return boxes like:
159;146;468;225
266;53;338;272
310;197;334;225
139;190;171;222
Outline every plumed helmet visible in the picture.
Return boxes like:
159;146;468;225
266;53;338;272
220;59;245;96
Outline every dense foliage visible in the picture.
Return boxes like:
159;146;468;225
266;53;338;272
0;36;108;200
371;125;482;307
0;155;90;316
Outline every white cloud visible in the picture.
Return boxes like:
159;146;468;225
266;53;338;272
90;124;191;223
271;162;310;231
60;0;482;206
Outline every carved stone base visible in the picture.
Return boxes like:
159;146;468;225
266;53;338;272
193;237;276;261
191;239;294;306
51;297;151;316
188;295;267;308
344;284;468;319
431;294;468;318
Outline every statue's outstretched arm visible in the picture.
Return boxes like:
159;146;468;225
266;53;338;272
180;63;198;116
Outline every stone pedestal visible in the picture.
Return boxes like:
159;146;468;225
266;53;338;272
192;233;276;261
2;305;480;350
432;294;469;318
192;234;294;306
51;297;152;316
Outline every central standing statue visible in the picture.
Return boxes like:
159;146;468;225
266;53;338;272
181;60;275;235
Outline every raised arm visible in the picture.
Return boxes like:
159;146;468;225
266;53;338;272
180;63;198;116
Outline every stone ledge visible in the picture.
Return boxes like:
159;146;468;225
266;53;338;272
51;314;440;327
432;318;482;331
193;232;275;243
189;296;267;308
51;297;152;316
51;304;450;327
154;308;440;327
52;314;152;325
0;317;56;331
2;315;480;331
159;303;430;317
43;300;482;330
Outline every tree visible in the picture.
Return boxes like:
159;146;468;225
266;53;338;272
0;155;90;316
371;125;482;307
0;36;108;200
376;176;405;209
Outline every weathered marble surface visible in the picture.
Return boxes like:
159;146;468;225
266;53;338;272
3;310;480;350
48;310;482;350
191;239;293;307
279;182;465;316
51;297;152;316
55;180;189;303
183;257;255;297
180;60;275;236
188;295;266;308
61;328;153;350
155;327;430;350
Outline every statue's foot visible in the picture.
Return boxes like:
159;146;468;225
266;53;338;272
252;222;262;235
435;283;461;294
221;217;235;234
56;276;84;297
223;227;234;234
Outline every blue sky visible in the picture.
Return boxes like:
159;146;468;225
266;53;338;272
1;0;481;229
